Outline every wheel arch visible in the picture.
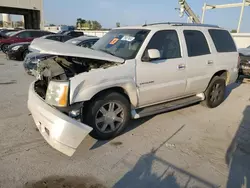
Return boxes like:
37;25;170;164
207;70;229;89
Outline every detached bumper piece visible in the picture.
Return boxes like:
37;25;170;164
28;82;93;156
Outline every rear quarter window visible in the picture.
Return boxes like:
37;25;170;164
208;29;237;52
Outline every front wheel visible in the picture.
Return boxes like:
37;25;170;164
22;50;29;60
201;76;226;108
1;44;9;54
82;92;130;140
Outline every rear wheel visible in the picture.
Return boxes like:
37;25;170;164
201;76;226;108
82;92;130;140
1;44;9;54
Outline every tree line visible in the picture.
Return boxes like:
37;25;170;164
76;18;102;30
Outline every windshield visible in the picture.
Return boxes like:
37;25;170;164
92;29;150;59
7;31;18;37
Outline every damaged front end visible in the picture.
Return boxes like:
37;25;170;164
239;55;250;77
29;55;122;156
34;55;120;100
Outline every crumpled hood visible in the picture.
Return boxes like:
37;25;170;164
29;38;125;63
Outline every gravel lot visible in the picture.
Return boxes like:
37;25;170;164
1;53;250;188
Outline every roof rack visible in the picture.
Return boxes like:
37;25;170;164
142;22;219;28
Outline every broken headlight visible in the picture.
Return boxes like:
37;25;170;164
45;80;69;107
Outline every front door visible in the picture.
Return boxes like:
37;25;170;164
136;30;187;107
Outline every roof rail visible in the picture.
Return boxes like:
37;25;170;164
142;22;219;28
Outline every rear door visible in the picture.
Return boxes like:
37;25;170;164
183;29;215;94
208;29;238;74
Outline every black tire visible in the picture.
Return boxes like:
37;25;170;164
22;50;29;60
81;92;130;140
1;44;9;54
201;76;226;108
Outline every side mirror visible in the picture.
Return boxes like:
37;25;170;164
148;49;160;60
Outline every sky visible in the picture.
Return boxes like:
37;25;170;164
4;0;250;32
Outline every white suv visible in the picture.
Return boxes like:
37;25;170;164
28;23;239;156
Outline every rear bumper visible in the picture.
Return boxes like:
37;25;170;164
28;81;93;156
229;68;239;84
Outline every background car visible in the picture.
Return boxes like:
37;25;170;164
23;36;99;75
65;36;99;47
6;34;74;61
63;31;84;38
0;29;53;53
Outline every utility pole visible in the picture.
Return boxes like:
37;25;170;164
237;0;246;33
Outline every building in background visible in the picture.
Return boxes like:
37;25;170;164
0;0;43;29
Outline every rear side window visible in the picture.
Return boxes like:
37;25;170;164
209;29;237;52
46;35;61;41
184;30;210;57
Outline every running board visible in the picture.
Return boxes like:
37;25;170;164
132;95;203;119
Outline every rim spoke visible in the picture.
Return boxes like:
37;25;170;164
109;122;116;131
101;123;108;132
114;106;123;115
114;116;123;123
96;117;105;124
108;102;115;112
100;107;108;115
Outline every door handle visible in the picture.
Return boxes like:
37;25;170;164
178;64;186;70
207;60;214;65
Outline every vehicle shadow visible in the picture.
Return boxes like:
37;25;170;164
90;116;154;150
226;105;250;188
113;125;219;188
225;82;241;100
23;175;106;188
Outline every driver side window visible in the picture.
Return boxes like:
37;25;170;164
144;30;181;60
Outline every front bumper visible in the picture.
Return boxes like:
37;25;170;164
28;81;93;156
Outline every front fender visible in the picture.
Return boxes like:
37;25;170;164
71;79;138;107
69;61;138;107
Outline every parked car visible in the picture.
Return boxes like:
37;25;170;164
0;29;53;53
0;29;22;39
65;36;99;47
7;34;73;60
23;36;99;74
239;54;250;76
27;23;239;156
239;45;250;57
63;31;84;38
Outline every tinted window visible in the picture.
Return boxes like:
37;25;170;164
209;29;237;52
30;31;45;37
45;35;61;41
145;30;181;60
16;31;32;38
79;39;98;48
61;35;72;42
184;30;210;57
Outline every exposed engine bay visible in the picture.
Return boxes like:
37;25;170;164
34;55;120;99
